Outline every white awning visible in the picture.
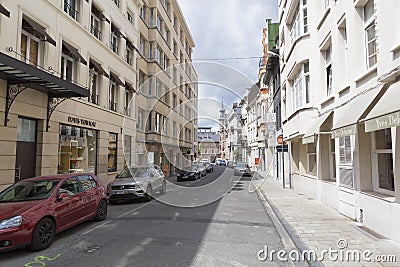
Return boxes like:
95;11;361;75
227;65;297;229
302;111;333;144
332;85;384;137
363;82;400;132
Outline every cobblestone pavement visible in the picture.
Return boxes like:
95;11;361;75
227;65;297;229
254;174;400;267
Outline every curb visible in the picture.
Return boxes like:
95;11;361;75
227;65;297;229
256;188;324;267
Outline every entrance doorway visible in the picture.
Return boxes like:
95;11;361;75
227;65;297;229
15;117;37;182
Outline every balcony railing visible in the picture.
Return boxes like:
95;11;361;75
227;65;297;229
90;25;102;40
90;94;99;105
109;102;117;112
64;1;79;21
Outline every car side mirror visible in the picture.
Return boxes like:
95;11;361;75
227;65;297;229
57;192;69;201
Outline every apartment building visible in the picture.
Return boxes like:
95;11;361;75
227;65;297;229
136;0;197;175
0;0;141;189
198;127;219;163
225;103;245;163
279;0;400;242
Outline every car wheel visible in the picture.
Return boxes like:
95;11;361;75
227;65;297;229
144;185;153;201
160;180;166;194
28;218;56;251
93;199;108;221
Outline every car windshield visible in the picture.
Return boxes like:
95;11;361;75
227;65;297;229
0;180;60;202
117;167;150;178
237;163;247;168
191;166;198;172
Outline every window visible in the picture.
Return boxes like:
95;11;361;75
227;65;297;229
89;67;99;105
139;35;145;55
58;124;97;174
21;30;41;67
126;41;134;66
140;5;146;21
338;136;353;188
306;142;316;175
139;71;146;92
59;177;80;196
325;45;333;96
156;13;162;31
125;90;132;116
124;135;132;167
163;55;169;70
64;0;79;21
330;138;336;181
61;50;75;81
162;117;168;135
127;10;134;25
292;62;310;111
156;78;163;98
163;26;170;43
149;8;155;27
373;129;394;193
109;79;117;111
155;113;161;133
91;6;102;40
173;121;177;137
290;0;308;42
156;46;162;65
364;0;377;68
113;0;120;8
110;24;119;54
173;93;177;108
149;42;154;60
138;108;144;130
108;133;117;172
77;175;97;191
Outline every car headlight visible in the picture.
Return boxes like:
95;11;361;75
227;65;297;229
0;215;23;230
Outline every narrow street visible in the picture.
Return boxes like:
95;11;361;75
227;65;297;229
0;166;288;267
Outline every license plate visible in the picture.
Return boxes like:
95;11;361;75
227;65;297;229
115;190;128;195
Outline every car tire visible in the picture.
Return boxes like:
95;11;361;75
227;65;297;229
28;218;56;251
93;199;108;221
160;180;166;194
144;185;153;201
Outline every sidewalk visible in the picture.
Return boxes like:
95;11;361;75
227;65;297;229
254;174;400;267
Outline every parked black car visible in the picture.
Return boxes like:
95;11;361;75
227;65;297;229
205;162;214;173
177;165;200;182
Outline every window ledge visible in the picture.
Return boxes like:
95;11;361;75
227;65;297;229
354;66;377;84
320;95;335;109
360;191;395;202
317;7;331;30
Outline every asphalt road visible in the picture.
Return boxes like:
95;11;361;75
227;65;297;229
0;166;289;267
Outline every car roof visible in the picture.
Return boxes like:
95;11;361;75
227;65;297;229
21;173;95;182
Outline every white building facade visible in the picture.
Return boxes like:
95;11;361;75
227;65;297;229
279;0;400;242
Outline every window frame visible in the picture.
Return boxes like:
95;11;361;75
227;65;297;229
371;129;395;196
108;133;118;173
363;0;377;68
338;135;354;189
306;142;317;176
292;62;310;111
20;29;42;67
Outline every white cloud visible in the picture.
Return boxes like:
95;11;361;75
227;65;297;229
177;0;278;128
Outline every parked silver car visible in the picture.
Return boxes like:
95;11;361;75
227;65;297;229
107;165;166;204
234;162;251;176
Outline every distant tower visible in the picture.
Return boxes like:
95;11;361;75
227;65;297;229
219;99;226;159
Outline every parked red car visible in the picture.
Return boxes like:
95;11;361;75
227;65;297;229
0;174;107;252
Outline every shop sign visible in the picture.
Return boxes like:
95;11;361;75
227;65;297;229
331;125;356;139
365;111;400;132
67;116;96;127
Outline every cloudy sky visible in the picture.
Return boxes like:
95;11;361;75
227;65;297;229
177;0;279;129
